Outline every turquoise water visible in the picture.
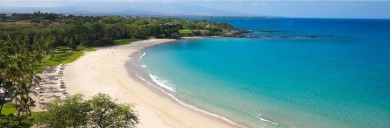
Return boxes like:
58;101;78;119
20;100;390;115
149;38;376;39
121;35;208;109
139;18;390;128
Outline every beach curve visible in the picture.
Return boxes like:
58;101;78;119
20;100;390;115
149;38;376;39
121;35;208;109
61;39;238;128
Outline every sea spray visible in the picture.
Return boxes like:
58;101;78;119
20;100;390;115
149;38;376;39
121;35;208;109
149;74;176;92
139;52;146;62
134;73;243;127
253;114;279;126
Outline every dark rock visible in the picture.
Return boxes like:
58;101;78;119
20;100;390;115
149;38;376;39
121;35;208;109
220;29;251;37
260;30;279;33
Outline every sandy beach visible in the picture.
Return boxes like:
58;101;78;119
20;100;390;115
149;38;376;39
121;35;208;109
58;39;237;128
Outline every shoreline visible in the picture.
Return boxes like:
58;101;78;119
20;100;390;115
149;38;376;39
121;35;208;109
128;47;246;128
61;39;239;128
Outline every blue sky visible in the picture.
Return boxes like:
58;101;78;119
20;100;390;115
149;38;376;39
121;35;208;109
1;0;390;19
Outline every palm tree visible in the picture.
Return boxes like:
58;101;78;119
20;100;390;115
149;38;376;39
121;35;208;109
0;32;50;116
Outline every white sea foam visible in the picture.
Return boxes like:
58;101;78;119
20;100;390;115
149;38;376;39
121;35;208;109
162;89;242;127
135;74;242;127
149;74;176;92
135;74;151;86
141;65;147;68
253;114;279;126
139;52;146;62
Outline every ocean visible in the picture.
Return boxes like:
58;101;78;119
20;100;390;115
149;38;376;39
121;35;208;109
135;18;390;128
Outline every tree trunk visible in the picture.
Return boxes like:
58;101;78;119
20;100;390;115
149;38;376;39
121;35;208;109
0;91;7;115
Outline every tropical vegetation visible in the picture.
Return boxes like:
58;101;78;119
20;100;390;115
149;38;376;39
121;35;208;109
0;12;234;127
1;12;234;48
35;93;138;128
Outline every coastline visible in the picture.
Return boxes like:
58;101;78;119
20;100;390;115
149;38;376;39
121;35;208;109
61;39;238;128
128;45;246;128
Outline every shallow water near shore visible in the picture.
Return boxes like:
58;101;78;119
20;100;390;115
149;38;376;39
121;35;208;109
138;18;390;128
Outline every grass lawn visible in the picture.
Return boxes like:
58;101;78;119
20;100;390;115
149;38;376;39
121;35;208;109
76;45;96;52
38;39;137;71
1;103;45;126
179;29;193;34
1;103;16;115
28;111;45;123
113;39;140;45
37;39;139;71
40;48;84;68
40;45;98;68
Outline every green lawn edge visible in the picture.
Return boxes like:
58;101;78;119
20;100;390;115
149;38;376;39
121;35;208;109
179;29;192;34
113;38;140;45
1;103;16;115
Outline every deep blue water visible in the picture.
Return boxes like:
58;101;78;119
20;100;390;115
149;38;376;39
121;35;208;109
140;18;390;128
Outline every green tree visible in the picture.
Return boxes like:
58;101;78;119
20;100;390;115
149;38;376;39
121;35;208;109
0;114;30;128
0;32;51;116
87;93;138;128
90;23;105;40
36;93;138;128
36;94;90;128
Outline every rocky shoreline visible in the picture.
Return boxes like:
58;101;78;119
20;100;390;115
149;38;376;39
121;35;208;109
219;29;333;39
